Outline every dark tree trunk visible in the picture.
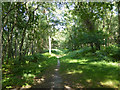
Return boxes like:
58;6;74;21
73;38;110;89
8;27;11;58
8;23;15;58
31;41;34;55
14;38;17;58
95;42;100;50
24;47;28;56
19;28;26;59
90;43;94;52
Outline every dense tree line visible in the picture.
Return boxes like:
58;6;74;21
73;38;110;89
1;2;120;62
62;2;120;53
2;2;57;61
1;2;120;89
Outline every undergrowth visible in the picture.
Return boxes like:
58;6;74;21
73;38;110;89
59;46;119;88
2;52;57;90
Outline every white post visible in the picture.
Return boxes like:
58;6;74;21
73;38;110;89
49;36;51;54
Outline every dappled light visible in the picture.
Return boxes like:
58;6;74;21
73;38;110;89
34;76;45;84
64;85;73;89
59;51;119;88
2;52;58;89
2;1;120;90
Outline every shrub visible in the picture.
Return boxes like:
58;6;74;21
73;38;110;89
68;47;92;59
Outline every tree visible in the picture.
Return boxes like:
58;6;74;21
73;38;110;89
118;1;120;46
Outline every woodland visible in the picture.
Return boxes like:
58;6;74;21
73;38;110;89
1;1;120;89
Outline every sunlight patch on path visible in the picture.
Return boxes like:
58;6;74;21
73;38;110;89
50;58;64;89
28;55;74;89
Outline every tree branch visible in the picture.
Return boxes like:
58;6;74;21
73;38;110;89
2;2;27;21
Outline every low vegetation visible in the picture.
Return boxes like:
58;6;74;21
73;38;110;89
59;47;119;88
2;52;57;89
1;2;120;90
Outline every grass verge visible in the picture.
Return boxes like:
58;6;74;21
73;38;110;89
59;48;119;89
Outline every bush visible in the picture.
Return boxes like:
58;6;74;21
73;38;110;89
2;52;50;89
51;49;63;55
110;49;120;61
68;47;92;59
94;45;119;62
33;53;46;62
102;45;119;61
18;53;47;63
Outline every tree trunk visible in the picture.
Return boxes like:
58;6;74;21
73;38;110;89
19;28;27;60
8;23;15;58
8;27;11;58
0;3;2;89
49;36;51;54
95;42;100;50
103;17;106;47
90;43;94;52
10;25;14;57
31;41;34;55
118;1;120;46
15;38;17;58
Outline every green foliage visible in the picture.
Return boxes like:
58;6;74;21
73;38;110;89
2;2;120;89
32;53;47;62
93;45;120;62
67;47;92;59
103;45;120;61
51;49;63;55
63;2;118;51
2;52;57;89
59;49;119;88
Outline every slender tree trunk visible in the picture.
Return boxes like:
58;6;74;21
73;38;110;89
10;25;14;57
19;3;30;60
14;3;17;58
95;42;100;50
49;36;51;54
2;45;6;61
0;3;2;89
19;7;36;59
19;28;27;60
8;23;15;58
24;46;28;56
103;17;106;47
15;38;17;58
90;43;94;52
31;41;34;55
23;39;29;56
8;27;11;58
118;1;120;46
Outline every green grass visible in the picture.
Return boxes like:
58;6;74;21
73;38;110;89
2;48;119;89
59;48;119;88
2;52;57;90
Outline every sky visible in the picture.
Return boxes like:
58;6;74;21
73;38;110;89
52;2;75;31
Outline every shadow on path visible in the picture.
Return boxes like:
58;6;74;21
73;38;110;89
27;58;65;90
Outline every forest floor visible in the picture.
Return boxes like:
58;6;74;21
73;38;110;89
28;58;65;89
58;49;119;89
8;49;119;90
27;49;119;89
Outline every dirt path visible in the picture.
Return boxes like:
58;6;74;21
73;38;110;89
51;59;63;88
28;57;64;89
